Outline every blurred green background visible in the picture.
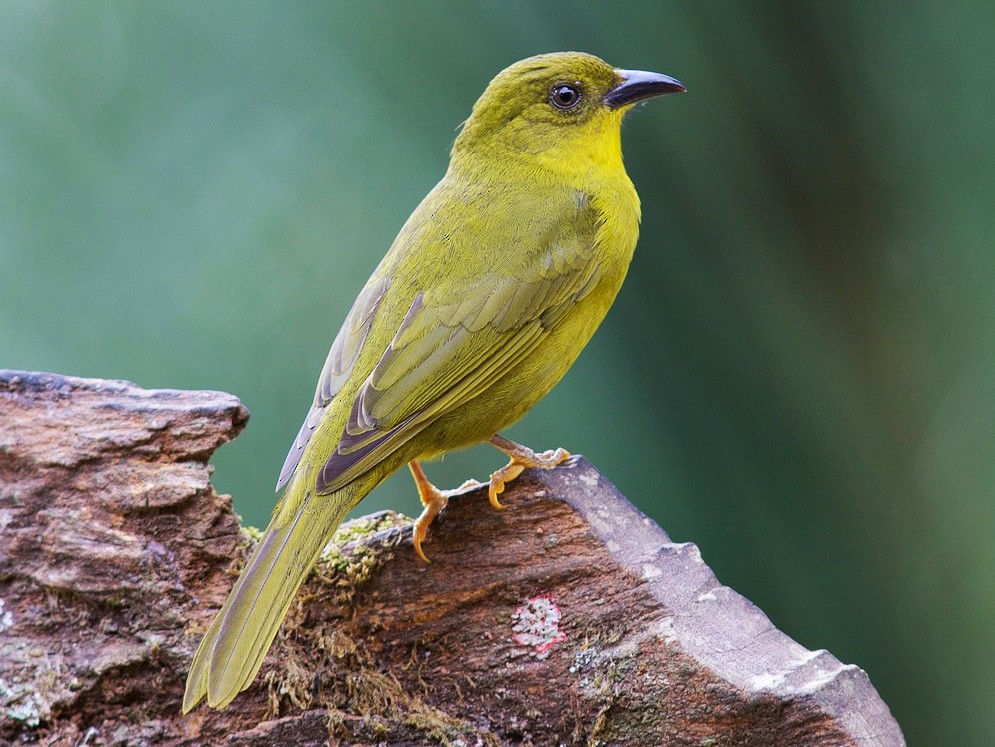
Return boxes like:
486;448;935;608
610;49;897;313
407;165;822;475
3;2;993;743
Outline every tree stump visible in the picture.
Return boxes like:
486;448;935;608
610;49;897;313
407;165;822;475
0;370;905;746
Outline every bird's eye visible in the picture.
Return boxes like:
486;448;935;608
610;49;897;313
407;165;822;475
549;84;582;110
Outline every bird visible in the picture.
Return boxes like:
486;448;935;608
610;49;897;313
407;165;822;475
183;51;684;712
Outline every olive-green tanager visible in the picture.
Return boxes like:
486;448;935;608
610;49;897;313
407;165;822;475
184;51;684;711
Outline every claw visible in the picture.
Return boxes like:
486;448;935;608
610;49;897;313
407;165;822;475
408;461;482;562
412;514;435;564
408;438;569;560
488;463;524;509
409;460;446;563
486;435;571;510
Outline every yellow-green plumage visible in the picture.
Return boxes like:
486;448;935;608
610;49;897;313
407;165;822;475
183;51;683;711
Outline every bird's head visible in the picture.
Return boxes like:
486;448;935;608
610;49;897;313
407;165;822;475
452;51;684;174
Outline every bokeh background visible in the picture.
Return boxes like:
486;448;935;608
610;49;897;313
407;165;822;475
3;2;992;743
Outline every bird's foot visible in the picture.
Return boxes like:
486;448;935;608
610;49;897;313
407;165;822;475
408;460;481;562
486;434;571;509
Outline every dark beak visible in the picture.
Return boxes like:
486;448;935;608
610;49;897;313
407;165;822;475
604;69;686;109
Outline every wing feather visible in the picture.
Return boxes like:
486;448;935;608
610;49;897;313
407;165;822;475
317;317;547;493
275;277;389;490
314;201;605;494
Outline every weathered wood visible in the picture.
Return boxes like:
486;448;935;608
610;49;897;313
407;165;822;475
0;370;905;746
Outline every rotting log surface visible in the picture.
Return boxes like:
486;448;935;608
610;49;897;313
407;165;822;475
0;371;905;746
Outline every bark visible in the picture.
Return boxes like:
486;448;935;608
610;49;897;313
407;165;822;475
0;370;905;746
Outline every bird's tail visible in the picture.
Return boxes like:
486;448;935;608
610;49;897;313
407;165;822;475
182;470;362;711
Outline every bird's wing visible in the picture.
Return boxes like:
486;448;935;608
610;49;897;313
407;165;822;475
275;277;389;491
315;206;605;494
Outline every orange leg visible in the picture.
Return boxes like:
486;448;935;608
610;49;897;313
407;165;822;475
408;460;481;563
486;434;571;509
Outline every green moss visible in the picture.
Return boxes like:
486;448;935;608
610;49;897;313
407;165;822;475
239;524;264;543
350;669;494;746
316;512;411;593
261;512;497;745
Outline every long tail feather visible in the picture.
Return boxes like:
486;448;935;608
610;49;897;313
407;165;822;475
183;474;359;711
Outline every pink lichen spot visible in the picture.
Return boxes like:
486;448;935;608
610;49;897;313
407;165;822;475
511;594;567;659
